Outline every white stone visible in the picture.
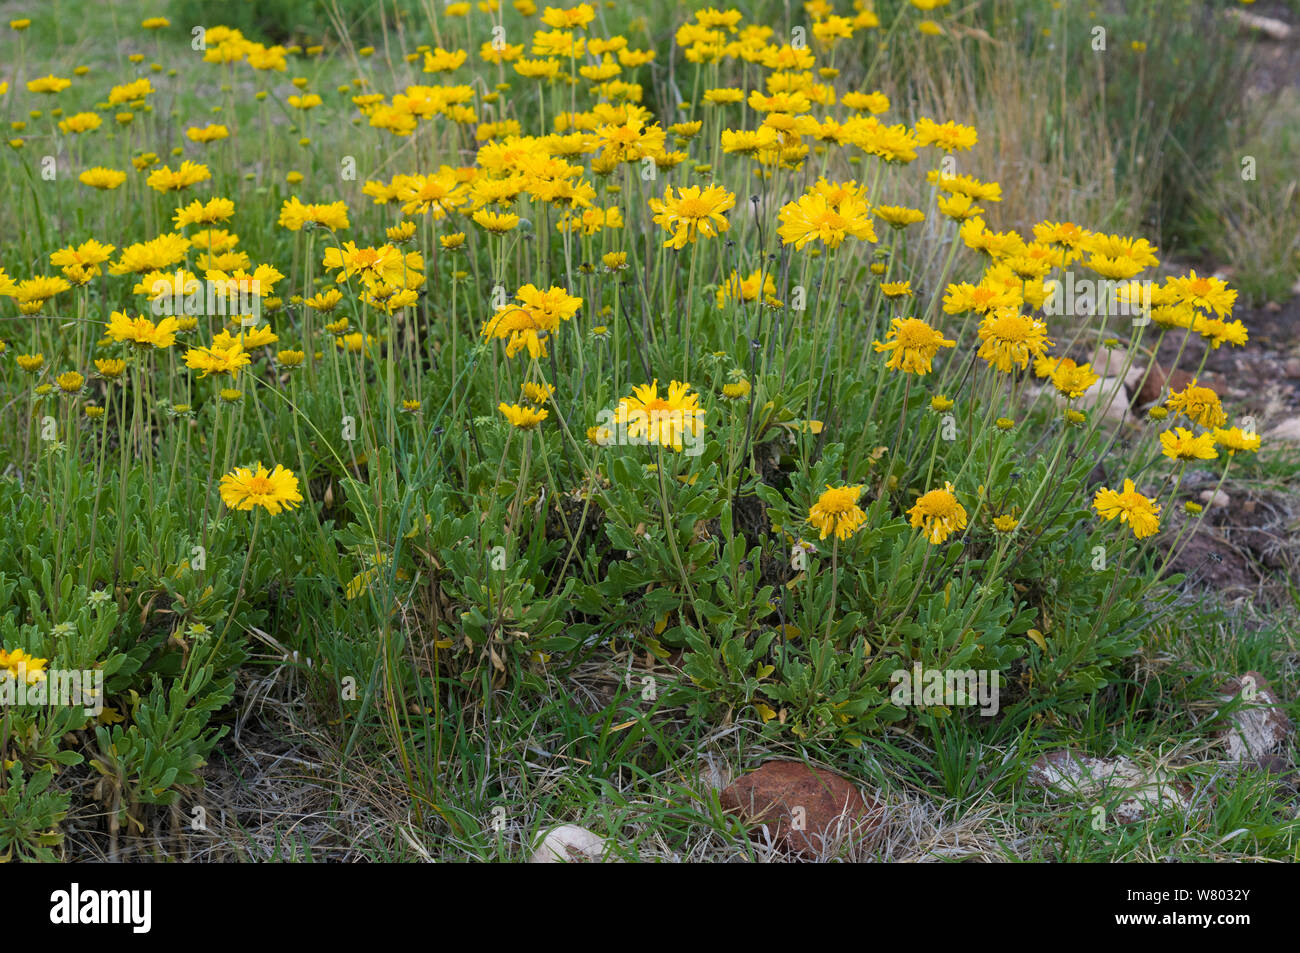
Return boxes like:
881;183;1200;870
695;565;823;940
1266;417;1300;443
529;824;612;863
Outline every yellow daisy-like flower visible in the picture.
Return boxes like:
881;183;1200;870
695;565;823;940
976;308;1052;373
648;184;735;250
277;196;350;231
219;463;304;515
908;482;968;544
807;484;866;541
106;311;179;349
715;268;776;308
1159;427;1218;462
95;358;127;379
498;402;548;429
1168;270;1236;318
522;381;555;405
614;380;705;452
1093;479;1160;539
472;209;520;233
146;160;212;193
1211;427;1261;455
1;647;48;685
79;167;128;190
1164;380;1226;428
874;205;925;229
914;117;977;152
872;317;955;375
1048;357;1099;399
777;191;876;250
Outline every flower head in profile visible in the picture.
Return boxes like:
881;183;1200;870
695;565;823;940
1211;427;1261;455
908;482;968;544
219;463;303;515
1093;479;1160;539
146;161;211;193
648;184;735;249
913;117;977;152
715;268;776;309
873;317;955;375
1159;427;1218;462
807;484;866;541
106;311;179;349
498;402;548;429
278;196;350;231
614;380;705;452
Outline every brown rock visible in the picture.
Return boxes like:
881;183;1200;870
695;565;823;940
719;761;882;856
1127;362;1196;408
1215;672;1293;764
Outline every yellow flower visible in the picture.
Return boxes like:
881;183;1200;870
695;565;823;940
186;123;229;143
614;380;705;452
908;483;968;544
1159;427;1219;462
522;381;555;405
1168;270;1236;318
146;160;212;193
807;484;866;541
184;337;251;379
220;463;304;515
305;289;344;313
27;75;72;94
715;268;775;308
648;184;735;249
777;191;876;250
58;111;102;134
1164;380;1226;428
278;196;350;231
721;378;752;400
914;118;977;152
937;192;984;220
992;514;1019;533
1048;357;1099;399
55;371;84;393
16;353;45;374
480;284;582;359
174;197;236;228
873;317;955;375
1093;479;1160;539
1211;426;1261;455
976;308;1052;372
1;647;48;685
106;311;180;349
473;209;520;233
95;358;127;379
498;402;548;429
